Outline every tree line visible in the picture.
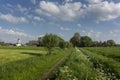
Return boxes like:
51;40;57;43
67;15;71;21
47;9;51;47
0;32;119;54
22;32;118;48
0;32;119;48
70;32;117;47
25;32;118;54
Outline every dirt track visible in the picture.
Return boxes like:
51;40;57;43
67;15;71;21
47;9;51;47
38;53;70;80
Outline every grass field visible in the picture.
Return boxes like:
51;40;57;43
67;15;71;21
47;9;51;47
84;47;120;62
0;46;120;80
80;48;120;79
49;47;120;80
0;46;71;80
0;47;46;66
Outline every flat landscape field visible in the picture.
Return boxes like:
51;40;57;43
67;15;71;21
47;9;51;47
0;47;120;80
49;47;120;80
0;46;71;80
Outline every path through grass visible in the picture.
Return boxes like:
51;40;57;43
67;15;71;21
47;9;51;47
0;47;71;80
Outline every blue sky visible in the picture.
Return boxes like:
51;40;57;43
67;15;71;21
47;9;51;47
0;0;120;44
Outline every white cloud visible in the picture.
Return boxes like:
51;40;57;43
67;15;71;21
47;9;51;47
40;1;60;14
6;3;13;8
82;30;101;39
86;1;120;21
0;13;27;23
60;27;71;31
82;29;120;43
101;30;120;43
36;1;83;21
31;0;36;4
0;26;35;43
34;16;43;21
95;32;101;38
5;3;14;13
35;0;120;22
48;22;60;27
17;4;28;13
5;4;28;14
0;27;28;36
86;0;104;4
77;23;82;27
81;29;120;43
65;0;73;3
109;30;120;37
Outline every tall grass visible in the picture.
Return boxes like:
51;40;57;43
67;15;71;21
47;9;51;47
54;48;97;80
80;48;120;79
0;47;70;80
85;47;120;62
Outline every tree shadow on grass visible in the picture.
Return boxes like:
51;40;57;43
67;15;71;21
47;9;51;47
21;52;43;56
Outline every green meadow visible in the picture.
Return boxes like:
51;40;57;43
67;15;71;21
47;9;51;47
0;46;120;80
0;46;71;80
49;47;120;80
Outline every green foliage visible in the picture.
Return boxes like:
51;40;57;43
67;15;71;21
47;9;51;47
55;48;96;80
59;41;66;49
26;40;38;46
85;47;120;62
54;47;120;80
106;40;116;46
70;32;80;47
69;32;117;47
56;66;77;80
38;37;44;46
0;41;5;46
80;36;93;47
81;48;120;79
69;33;93;47
42;33;71;53
92;40;116;47
43;33;59;54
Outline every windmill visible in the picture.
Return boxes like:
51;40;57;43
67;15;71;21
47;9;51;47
16;38;22;46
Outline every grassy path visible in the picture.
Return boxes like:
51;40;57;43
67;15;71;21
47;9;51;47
77;48;110;80
38;49;70;80
53;48;97;80
79;48;110;79
47;48;120;80
47;47;120;80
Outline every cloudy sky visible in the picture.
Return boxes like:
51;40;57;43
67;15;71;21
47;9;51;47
0;0;120;44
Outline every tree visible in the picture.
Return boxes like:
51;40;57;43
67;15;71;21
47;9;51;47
42;33;59;54
26;40;38;46
38;37;43;46
66;42;73;48
80;36;93;47
59;41;66;49
107;40;116;47
0;41;5;46
70;32;80;47
102;41;107;47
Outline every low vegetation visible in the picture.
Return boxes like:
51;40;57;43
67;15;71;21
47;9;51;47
84;47;120;62
0;47;71;80
48;47;120;80
81;48;120;79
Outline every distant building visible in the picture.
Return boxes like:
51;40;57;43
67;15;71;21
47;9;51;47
16;38;22;46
